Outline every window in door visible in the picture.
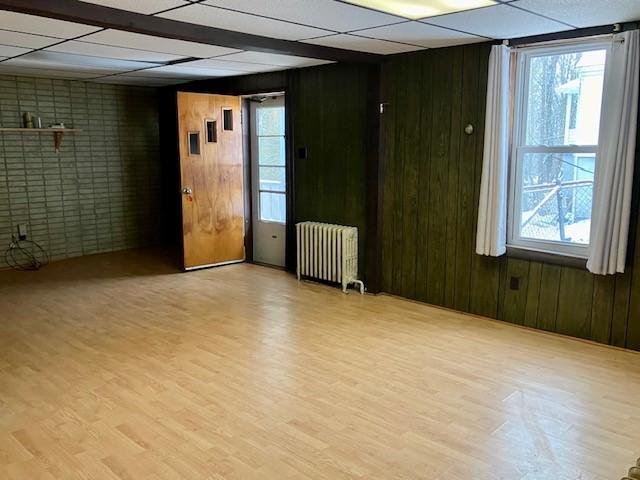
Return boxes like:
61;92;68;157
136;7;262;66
256;104;286;223
509;42;608;257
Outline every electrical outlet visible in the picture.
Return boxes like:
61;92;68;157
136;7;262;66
509;276;520;290
17;223;27;240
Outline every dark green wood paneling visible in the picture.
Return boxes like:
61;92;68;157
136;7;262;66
291;64;372;282
380;43;640;351
556;267;594;339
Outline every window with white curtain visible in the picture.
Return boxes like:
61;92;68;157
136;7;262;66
509;40;610;258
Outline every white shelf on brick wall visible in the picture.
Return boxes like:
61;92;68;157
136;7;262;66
0;127;83;152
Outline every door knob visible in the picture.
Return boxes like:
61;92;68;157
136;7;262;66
182;187;193;195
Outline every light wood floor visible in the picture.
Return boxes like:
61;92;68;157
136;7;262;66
1;249;639;480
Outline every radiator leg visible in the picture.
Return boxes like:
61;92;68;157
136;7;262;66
353;280;365;295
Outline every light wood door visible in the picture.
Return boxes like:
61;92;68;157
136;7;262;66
177;92;245;269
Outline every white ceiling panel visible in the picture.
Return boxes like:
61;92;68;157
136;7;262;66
127;64;245;79
0;30;62;49
0;11;101;38
303;34;421;54
513;0;640;28
424;3;570;39
157;3;332;41
46;41;184;63
78;0;187;15
0;45;31;58
356;21;486;49
0;64;111;79
184;58;286;73
2;51;160;73
216;51;333;68
78;29;240;58
202;0;405;32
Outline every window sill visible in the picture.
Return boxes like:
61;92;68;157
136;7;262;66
506;245;587;269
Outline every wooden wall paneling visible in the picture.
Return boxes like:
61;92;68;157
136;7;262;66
626;224;640;349
425;49;453;306
291;64;370;282
366;64;382;293
381;61;399;294
414;55;434;303
523;261;543;328
537;264;561;331
443;47;464;309
390;60;409;295
590;275;615;344
399;58;423;299
453;45;482;312
611;273;632;347
555;267;594;339
502;258;530;325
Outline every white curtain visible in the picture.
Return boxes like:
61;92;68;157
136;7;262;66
587;30;640;275
476;45;510;256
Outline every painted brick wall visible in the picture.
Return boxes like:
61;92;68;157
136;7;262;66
0;76;163;269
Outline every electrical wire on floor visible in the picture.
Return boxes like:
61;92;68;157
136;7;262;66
4;235;49;271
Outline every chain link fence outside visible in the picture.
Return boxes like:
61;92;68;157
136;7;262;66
520;180;593;244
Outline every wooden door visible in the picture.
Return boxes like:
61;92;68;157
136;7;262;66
177;92;245;270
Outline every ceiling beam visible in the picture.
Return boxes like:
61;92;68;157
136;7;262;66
0;0;383;64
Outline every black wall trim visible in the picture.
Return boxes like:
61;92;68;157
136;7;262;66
0;0;383;64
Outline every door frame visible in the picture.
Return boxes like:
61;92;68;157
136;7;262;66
170;85;295;274
241;90;292;270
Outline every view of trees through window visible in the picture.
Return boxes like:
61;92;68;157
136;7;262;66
514;47;606;251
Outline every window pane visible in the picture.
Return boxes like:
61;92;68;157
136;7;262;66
257;106;285;136
259;166;285;192
525;49;606;146
260;191;286;223
258;137;285;166
518;152;594;245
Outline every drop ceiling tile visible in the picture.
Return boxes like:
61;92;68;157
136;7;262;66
3;51;159;74
78;0;187;15
425;3;569;39
356;21;486;48
127;64;245;79
216;51;332;67
79;29;240;58
47;41;184;63
0;30;61;49
156;3;332;41
302;33;422;54
184;58;286;73
202;0;404;32
0;11;101;38
0;64;108;79
0;45;31;57
513;0;640;28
